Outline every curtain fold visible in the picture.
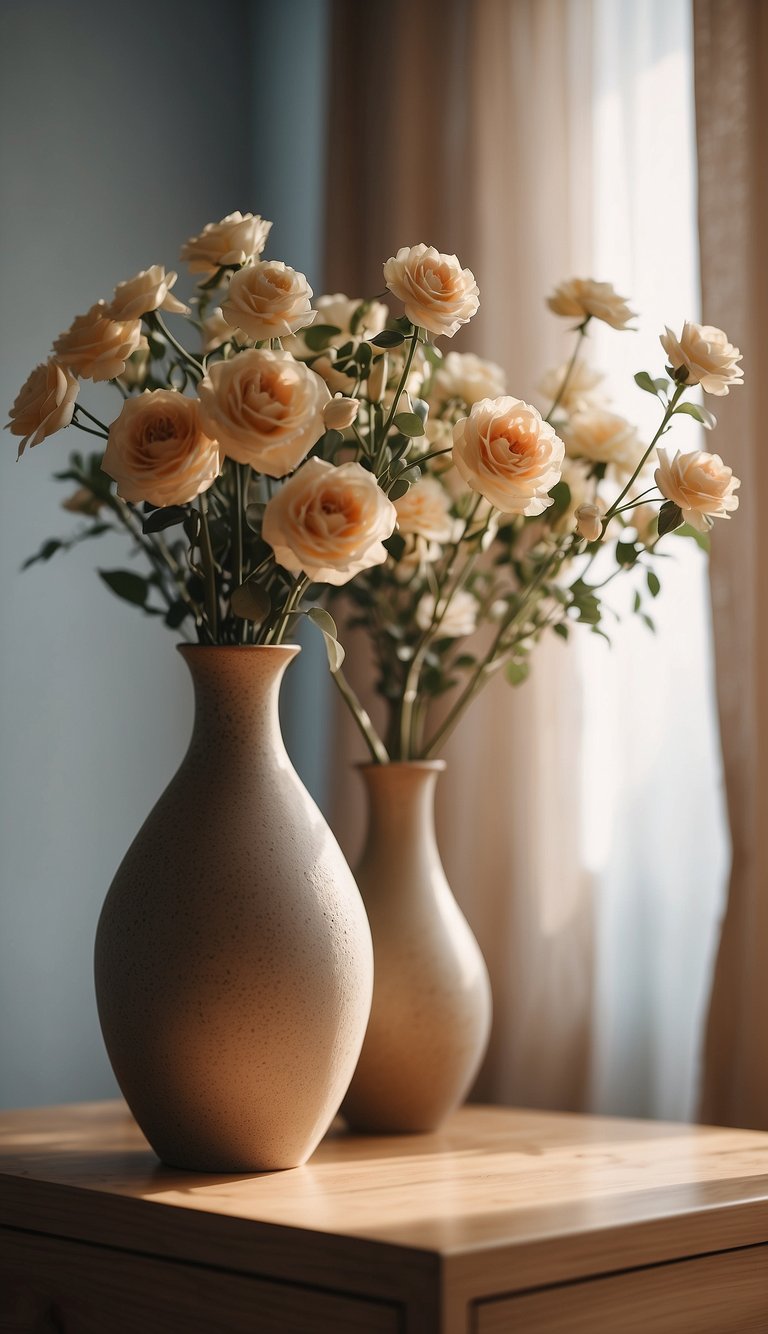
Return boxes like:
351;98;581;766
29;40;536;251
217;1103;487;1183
695;0;768;1129
325;0;597;1111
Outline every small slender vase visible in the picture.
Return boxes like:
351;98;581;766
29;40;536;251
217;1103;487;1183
94;645;373;1172
342;761;492;1133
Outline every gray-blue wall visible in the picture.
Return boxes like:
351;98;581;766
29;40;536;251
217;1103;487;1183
0;0;329;1110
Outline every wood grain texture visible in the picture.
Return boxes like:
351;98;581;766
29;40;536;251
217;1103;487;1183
474;1245;768;1333
3;1100;768;1332
0;1226;400;1334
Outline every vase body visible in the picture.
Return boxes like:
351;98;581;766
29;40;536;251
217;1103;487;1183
342;761;492;1132
94;645;373;1172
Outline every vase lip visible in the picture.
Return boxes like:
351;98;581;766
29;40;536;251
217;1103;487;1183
177;643;301;656
356;759;447;773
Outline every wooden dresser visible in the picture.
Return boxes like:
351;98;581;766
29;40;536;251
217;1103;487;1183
2;1100;768;1332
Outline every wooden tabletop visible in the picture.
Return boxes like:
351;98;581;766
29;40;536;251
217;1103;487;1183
2;1100;768;1312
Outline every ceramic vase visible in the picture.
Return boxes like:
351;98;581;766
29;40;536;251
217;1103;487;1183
94;644;373;1172
342;760;492;1133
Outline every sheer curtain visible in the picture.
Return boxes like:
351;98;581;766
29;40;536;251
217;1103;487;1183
324;0;725;1118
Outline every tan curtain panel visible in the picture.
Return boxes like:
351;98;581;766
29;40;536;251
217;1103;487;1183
324;0;596;1110
695;0;768;1128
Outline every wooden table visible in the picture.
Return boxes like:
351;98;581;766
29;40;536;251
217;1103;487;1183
2;1101;768;1332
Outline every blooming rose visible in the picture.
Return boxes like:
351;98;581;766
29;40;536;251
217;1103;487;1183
574;501;604;542
539;358;604;412
108;265;188;320
197;348;329;477
565;407;640;475
6;359;79;457
262;457;397;585
547;279;636;330
452;396;564;515
180;211;272;276
102;390;220;506
394;476;457;543
53;302;144;382
221;260;316;341
431;352;507;409
654;447;740;532
660;322;743;396
416;589;478;638
383;244;479;338
323;395;360;431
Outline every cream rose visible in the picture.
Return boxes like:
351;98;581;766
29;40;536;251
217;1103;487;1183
539;358;604;412
180;211;272;276
452;396;564;515
313;293;388;340
565;407;640;474
431;352;507;408
108;265;188;320
574;501;604;542
416;589;478;638
262;457;397;585
394;476;457;543
383;244;479;338
102;390;220;506
53;302;144;382
6;359;79;457
547;279;635;330
197;348;329;477
654;446;740;532
221;260;316;341
660;322;743;396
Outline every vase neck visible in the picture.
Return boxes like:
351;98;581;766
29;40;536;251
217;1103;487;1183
179;645;298;766
358;762;445;863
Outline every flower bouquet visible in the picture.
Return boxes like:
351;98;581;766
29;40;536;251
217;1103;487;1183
7;210;743;1142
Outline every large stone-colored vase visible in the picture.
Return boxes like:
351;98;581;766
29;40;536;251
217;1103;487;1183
94;644;373;1172
342;761;492;1133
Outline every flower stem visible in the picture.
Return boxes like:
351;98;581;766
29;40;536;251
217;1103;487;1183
331;667;389;763
601;384;684;533
152;311;205;380
197;492;218;640
545;323;589;423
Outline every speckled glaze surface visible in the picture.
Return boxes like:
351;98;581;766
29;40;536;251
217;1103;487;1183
342;762;492;1133
94;645;373;1172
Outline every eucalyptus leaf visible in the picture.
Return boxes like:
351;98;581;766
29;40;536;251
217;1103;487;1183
370;329;405;349
393;412;425;438
99;569;149;607
634;371;658;395
307;607;345;671
230;581;271;623
388;477;411;501
303;323;342;352
142;506;187;534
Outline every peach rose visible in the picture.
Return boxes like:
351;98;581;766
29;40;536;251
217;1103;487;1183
452;396;564;515
654;447;740;532
262;457;397;585
197;348;329;477
6;359;79;457
108;265;188;320
547;279;636;330
221;260;316;341
431;351;507;408
416;588;478;638
539;358;604;412
383;244;479;338
102;390;220;506
394;476;457;543
53;302;144;382
565;407;640;474
660;322;743;396
180;211;272;276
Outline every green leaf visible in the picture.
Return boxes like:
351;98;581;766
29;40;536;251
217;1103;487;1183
302;323;342;352
553;622;569;640
230;581;271;623
657;500;684;537
548;480;572;516
183;511;201;543
164;600;189;629
393;412;425;438
676;522;711;552
654;377;670;394
370;329;406;349
634;371;659;395
647;570;661;598
21;538;62;570
388;478;411;501
142;506;187;534
615;540;639;568
674;401;717;429
307;606;345;672
98;569;149;607
505;660;530;687
633;590;642;613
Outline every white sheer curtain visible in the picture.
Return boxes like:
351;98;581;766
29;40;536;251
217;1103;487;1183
583;0;728;1120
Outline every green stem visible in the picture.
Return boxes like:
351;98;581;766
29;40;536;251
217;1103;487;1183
331;668;389;763
601;385;684;533
545;323;589;423
152;312;205;380
376;330;420;462
76;403;111;433
270;575;310;644
198;492;218;640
